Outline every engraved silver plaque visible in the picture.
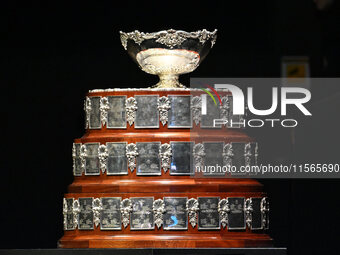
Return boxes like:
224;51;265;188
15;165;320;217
65;198;76;230
230;142;244;173
227;197;246;230
203;142;224;176
228;95;244;128
78;197;94;230
170;142;193;175
168;95;192;128
201;94;221;128
136;142;161;176
134;95;159;128
89;96;101;129
107;96;127;128
130;197;154;230
106;142;128;175
100;197;122;230
84;143;100;175
163;197;188;230
198;197;220;230
250;197;262;230
73;143;83;176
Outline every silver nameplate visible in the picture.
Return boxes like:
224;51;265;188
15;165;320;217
230;142;244;173
89;97;101;129
203;142;224;176
250;197;262;230
201;95;221;128
106;142;128;175
134;95;159;128
73;143;82;176
136;142;161;176
85;143;100;175
170;142;193;175
65;198;75;230
228;95;243;128
227;197;246;230
78;197;94;230
100;197;122;230
168;95;192;128
130;197;154;230
163;197;188;230
107;96;127;128
198;197;220;230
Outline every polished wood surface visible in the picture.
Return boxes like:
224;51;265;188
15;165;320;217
59;234;273;248
59;89;272;248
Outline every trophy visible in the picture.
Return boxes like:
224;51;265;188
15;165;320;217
59;28;273;249
120;29;217;88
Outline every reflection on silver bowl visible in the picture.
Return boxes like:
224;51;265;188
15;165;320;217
120;29;217;88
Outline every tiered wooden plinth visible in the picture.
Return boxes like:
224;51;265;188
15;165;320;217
58;89;273;248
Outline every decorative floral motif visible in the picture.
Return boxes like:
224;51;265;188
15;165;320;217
191;96;202;125
120;198;132;228
186;198;199;228
218;199;230;229
98;144;108;174
63;198;68;230
245;198;253;228
120;29;217;50
126;97;137;126
100;97;110;127
193;143;205;170
198;29;217;47
261;197;269;229
159;143;172;173
254;143;259;165
92;198;103;228
153;199;165;229
220;96;230;120
84;97;91;129
155;29;187;48
120;30;144;50
244;143;252;167
72;199;80;229
223;143;234;168
72;143;76;175
157;96;171;126
80;144;86;174
126;143;138;173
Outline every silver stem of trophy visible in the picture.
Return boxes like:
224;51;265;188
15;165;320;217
154;74;183;88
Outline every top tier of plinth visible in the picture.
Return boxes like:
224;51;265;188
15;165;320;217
84;88;244;132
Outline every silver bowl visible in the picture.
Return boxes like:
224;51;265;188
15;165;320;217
120;29;217;88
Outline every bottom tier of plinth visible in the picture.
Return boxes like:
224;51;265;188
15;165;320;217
58;233;273;248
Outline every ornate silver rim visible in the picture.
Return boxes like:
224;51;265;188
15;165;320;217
120;29;217;50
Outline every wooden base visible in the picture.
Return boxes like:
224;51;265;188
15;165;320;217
60;89;273;249
61;179;270;248
59;233;273;248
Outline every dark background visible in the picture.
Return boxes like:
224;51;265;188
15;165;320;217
4;0;340;254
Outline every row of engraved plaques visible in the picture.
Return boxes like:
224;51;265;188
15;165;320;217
72;141;258;176
84;95;243;129
63;196;269;231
